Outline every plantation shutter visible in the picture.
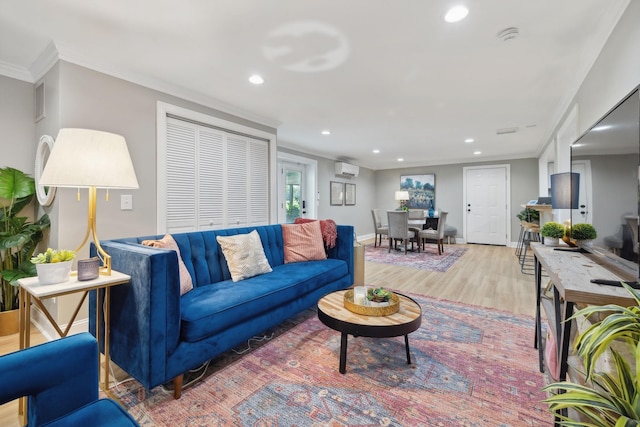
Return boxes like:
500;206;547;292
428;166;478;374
197;127;224;230
249;139;269;225
166;119;197;232
164;117;269;232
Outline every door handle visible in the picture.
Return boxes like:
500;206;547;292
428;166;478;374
302;200;306;209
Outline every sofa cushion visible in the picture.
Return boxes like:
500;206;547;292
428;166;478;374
282;221;327;263
216;230;273;282
179;259;347;342
141;234;193;295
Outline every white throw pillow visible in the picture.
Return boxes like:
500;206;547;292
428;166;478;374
216;230;273;282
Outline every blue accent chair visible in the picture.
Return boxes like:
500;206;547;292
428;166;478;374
0;333;139;427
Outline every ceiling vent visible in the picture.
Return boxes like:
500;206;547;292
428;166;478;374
497;27;519;42
335;162;359;177
496;127;518;135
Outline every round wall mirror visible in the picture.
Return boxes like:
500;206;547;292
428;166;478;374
35;134;56;206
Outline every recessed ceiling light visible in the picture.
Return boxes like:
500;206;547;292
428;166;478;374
397;158;404;162
248;74;264;85
321;130;331;135
444;6;469;23
465;138;474;143
373;149;380;154
473;151;481;155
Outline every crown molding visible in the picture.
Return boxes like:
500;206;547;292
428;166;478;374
29;41;60;83
0;60;33;82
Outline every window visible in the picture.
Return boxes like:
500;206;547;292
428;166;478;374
157;103;276;233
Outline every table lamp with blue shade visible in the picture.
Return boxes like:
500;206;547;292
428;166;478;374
38;128;139;275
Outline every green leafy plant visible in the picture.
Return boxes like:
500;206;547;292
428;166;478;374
541;221;566;239
517;207;540;224
571;223;597;240
544;282;640;426
0;167;51;312
31;248;75;264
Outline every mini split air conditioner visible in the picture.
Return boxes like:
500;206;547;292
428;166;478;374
335;162;359;177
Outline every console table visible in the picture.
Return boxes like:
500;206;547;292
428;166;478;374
532;243;636;425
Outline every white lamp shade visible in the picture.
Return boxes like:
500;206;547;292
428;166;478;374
39;128;139;189
395;190;409;201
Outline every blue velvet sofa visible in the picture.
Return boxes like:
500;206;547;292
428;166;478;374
90;224;354;398
0;333;139;426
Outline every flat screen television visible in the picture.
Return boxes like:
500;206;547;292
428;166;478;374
570;85;640;281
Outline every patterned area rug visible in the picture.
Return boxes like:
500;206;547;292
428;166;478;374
365;242;467;272
110;294;551;426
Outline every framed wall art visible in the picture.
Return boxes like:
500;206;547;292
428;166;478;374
400;174;435;209
345;183;356;206
330;181;343;206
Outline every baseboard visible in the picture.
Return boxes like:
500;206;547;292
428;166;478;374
357;233;375;243
30;304;88;341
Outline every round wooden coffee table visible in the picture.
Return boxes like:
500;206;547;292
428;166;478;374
317;289;422;373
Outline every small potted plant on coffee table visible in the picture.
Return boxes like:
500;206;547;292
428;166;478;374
541;221;565;246
367;287;392;306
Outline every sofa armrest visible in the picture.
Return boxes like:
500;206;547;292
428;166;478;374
89;240;182;389
329;225;355;284
0;333;98;426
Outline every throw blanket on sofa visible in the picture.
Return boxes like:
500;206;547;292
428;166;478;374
294;218;337;248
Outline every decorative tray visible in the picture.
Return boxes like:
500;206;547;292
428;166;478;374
343;289;400;316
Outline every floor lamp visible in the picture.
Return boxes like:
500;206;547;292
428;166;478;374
38;128;139;275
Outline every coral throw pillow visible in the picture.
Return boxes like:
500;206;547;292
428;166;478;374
216;230;273;282
282;221;327;263
142;234;194;296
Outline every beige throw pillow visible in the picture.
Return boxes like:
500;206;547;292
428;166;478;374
282;221;327;263
216;230;273;282
142;234;194;296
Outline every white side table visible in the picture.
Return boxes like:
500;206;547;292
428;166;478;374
17;270;130;390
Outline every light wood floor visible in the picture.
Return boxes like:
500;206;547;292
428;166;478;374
0;241;537;426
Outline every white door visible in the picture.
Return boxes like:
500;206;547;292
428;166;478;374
464;166;509;245
278;162;307;223
570;160;592;225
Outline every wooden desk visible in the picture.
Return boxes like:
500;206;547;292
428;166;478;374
532;243;636;425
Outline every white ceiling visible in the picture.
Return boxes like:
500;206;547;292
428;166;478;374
0;0;630;170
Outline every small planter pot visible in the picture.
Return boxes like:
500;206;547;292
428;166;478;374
36;261;72;285
543;237;560;246
577;239;594;248
0;309;19;336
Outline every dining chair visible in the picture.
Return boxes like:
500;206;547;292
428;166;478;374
387;211;415;254
418;211;448;254
371;209;389;247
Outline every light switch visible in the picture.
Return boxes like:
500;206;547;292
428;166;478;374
121;194;133;210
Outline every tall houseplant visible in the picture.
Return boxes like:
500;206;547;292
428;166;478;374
0;167;50;312
544;282;640;426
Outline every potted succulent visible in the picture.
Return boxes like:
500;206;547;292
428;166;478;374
367;287;392;306
544;282;640;425
31;248;76;285
0;167;51;335
571;223;597;247
541;221;565;246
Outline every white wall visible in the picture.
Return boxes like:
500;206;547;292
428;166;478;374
0;75;35;172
